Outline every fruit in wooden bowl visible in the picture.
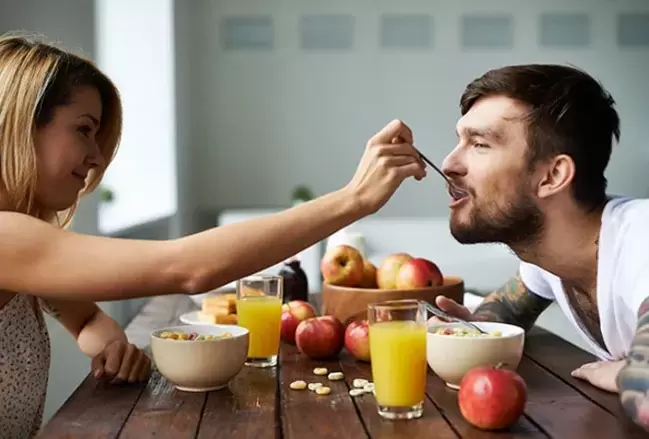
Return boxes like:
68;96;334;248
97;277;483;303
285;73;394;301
376;253;413;289
321;249;464;325
320;244;365;287
322;277;464;326
395;258;444;288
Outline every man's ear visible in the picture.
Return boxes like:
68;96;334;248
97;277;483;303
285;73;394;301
536;154;575;199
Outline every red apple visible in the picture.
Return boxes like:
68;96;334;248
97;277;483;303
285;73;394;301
358;260;378;288
295;315;345;359
280;300;317;344
344;320;370;362
376;253;413;289
458;363;528;430
395;257;443;289
321;245;364;287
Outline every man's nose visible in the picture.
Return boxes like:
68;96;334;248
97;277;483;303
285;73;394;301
441;147;465;178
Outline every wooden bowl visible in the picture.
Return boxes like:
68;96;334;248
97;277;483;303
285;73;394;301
321;276;465;325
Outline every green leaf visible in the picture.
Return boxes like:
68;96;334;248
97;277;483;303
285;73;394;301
291;184;314;202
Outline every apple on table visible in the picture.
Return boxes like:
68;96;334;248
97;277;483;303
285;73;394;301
295;315;345;359
458;363;528;431
344;319;370;362
280;300;317;344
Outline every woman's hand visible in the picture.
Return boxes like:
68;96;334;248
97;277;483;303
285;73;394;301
346;119;427;215
91;339;152;384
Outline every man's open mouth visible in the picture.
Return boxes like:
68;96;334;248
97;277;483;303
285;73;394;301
448;184;469;201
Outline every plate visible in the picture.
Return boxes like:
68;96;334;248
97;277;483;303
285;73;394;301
179;311;206;326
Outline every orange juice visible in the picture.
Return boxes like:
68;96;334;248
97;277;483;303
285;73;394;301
237;296;282;358
369;320;427;407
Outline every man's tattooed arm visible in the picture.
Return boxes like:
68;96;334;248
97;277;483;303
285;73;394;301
471;272;553;332
617;296;649;432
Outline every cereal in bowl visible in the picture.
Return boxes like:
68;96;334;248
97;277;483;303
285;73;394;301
157;330;233;341
433;327;502;337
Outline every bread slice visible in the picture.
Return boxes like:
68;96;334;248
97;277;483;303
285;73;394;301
202;293;237;314
197;311;238;325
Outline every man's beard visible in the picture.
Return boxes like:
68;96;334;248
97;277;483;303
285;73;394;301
450;191;543;248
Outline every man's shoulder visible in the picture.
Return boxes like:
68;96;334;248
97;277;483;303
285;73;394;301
604;196;649;244
604;197;649;294
600;197;649;315
605;196;649;227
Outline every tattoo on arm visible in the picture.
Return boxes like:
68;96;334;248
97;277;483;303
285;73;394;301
617;296;649;432
472;272;552;331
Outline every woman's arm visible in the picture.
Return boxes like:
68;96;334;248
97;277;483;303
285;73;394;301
0;120;426;302
44;299;151;383
43;299;125;357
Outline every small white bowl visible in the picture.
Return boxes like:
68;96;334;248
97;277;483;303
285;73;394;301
426;321;525;389
151;324;249;392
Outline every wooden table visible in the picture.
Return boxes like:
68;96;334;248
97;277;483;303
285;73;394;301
39;295;648;439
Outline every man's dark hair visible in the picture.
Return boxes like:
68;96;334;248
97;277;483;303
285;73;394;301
460;64;620;210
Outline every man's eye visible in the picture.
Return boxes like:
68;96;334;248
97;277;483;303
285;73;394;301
474;142;489;149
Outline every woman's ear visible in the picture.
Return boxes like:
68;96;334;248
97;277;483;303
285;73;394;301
536;154;575;199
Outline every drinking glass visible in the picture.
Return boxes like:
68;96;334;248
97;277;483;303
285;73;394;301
368;299;428;420
236;274;283;367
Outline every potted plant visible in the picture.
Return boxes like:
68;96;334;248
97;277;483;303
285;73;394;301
291;184;314;206
99;186;115;203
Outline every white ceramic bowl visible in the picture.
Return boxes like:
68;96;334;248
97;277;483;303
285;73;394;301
426;321;525;389
151;324;249;392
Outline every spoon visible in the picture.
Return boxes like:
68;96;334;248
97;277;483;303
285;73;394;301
420;300;488;334
392;136;466;197
413;146;469;199
412;146;452;187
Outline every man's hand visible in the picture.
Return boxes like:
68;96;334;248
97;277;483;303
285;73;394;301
91;339;152;384
427;295;483;325
427;273;552;333
571;360;625;393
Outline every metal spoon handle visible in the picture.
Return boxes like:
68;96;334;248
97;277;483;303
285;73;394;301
412;146;451;185
420;300;487;334
393;136;451;186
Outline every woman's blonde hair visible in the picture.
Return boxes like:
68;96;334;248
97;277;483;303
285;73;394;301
0;34;122;227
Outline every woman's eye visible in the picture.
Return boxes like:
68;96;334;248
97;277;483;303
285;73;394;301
474;142;489;149
78;125;92;136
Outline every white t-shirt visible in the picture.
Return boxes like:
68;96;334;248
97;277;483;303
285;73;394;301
520;196;649;361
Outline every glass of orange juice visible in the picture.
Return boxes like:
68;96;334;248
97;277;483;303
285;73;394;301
236;274;283;367
368;299;427;420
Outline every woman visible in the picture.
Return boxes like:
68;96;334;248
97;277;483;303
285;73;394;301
0;34;426;437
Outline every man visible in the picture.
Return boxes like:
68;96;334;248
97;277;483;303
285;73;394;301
433;64;649;431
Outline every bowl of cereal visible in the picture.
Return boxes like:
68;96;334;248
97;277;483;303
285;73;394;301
426;321;525;390
151;324;249;392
